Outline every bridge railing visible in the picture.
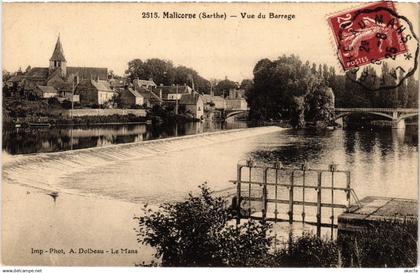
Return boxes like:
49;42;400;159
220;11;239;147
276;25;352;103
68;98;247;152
335;108;418;113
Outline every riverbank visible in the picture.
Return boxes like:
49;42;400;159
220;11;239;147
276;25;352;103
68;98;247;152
2;126;285;266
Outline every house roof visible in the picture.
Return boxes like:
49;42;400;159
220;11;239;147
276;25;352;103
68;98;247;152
36;85;58;94
51;81;73;93
180;93;202;105
152;85;192;100
50;36;66;62
91;80;113;93
127;88;143;98
25;67;49;79
67;67;108;81
8;74;24;82
202;94;225;103
137;87;163;103
134;79;157;87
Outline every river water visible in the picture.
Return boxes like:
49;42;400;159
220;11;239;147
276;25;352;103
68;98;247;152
2;122;418;265
3;122;418;201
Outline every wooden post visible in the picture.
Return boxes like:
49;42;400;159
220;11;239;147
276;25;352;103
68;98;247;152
316;172;322;237
302;163;307;223
330;170;335;240
262;168;268;220
236;165;242;225
274;168;278;223
288;171;294;224
346;172;351;211
248;166;252;217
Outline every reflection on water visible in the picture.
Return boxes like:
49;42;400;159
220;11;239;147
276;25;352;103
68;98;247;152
249;126;418;200
2;121;248;155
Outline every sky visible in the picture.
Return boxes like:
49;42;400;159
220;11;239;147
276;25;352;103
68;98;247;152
3;2;419;82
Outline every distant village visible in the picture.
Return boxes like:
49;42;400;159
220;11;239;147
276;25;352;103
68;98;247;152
5;35;248;121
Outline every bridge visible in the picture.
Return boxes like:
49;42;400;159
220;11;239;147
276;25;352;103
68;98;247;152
334;108;418;129
225;110;249;119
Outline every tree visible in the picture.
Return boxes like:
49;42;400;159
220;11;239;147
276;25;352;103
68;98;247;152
214;78;237;97
406;76;418;108
174;66;210;93
126;58;175;85
240;79;253;94
135;183;272;267
247;55;335;127
125;58;210;92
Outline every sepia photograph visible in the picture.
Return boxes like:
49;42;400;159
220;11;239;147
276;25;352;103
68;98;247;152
1;1;419;269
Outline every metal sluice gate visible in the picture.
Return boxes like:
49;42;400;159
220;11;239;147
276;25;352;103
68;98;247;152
230;160;362;238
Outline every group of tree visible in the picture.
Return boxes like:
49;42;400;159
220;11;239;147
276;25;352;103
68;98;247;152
339;64;418;109
126;58;212;93
247;55;335;128
246;54;419;128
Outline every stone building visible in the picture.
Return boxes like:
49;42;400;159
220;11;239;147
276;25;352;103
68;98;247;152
179;93;204;119
120;87;144;107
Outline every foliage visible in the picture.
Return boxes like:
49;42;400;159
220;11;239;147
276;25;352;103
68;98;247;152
274;232;339;267
247;55;419;126
247;55;331;127
135;183;273;267
126;58;211;93
213;79;238;97
338;219;418;267
62;100;72;109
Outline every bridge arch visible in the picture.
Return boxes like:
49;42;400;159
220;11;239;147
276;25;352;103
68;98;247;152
225;110;248;119
334;111;394;121
398;113;419;122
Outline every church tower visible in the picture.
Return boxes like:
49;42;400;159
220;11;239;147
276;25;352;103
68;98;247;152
49;34;67;77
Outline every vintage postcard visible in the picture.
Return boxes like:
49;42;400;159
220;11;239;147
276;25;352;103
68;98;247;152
1;2;419;269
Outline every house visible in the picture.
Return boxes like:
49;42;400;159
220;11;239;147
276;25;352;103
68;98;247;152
179;93;204;119
152;85;192;101
226;98;248;111
202;94;226;110
120;87;144;106
109;78;127;90
75;79;114;105
135;87;163;108
228;89;246;99
133;78;157;89
34;85;58;99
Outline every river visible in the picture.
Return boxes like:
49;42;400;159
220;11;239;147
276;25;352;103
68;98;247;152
2;122;418;266
3;122;418;200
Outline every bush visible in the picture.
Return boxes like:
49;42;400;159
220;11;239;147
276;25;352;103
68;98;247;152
47;97;61;106
135;183;273;267
338;219;418;267
274;232;339;267
62;100;72;109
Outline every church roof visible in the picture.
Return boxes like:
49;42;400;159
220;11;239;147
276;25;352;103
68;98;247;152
25;67;49;79
67;67;108;81
50;36;66;62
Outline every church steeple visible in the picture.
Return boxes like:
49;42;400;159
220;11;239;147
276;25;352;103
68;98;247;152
49;34;67;77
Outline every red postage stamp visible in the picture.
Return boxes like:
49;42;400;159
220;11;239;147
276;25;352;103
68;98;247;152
328;1;408;71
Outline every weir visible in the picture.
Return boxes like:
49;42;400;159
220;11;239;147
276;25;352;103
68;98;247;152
2;126;283;194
